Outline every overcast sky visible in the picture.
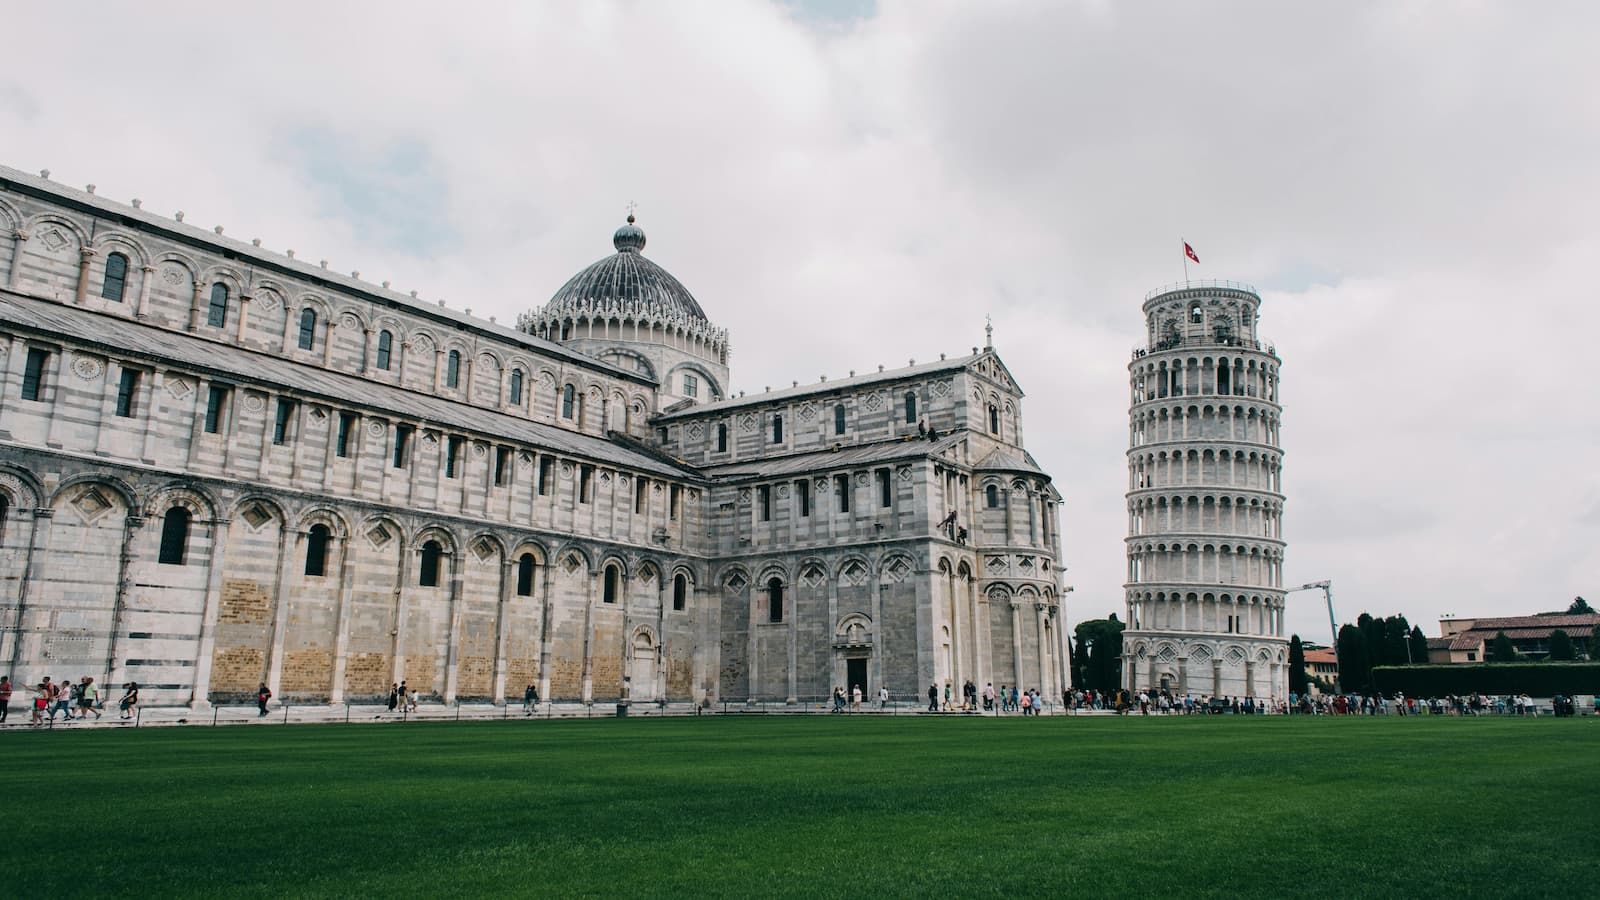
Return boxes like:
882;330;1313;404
6;2;1596;642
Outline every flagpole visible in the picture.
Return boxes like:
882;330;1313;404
1182;238;1189;284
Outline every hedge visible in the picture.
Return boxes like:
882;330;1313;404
1371;663;1600;697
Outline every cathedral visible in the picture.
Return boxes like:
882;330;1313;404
0;165;1066;709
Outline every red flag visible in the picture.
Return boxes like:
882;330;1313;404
1184;242;1200;264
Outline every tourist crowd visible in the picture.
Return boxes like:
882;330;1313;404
0;674;142;726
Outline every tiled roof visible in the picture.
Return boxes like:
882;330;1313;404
1445;614;1600;650
0;292;698;480
1303;648;1337;664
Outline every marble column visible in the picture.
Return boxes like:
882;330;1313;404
188;516;233;709
6;229;26;289
74;247;95;304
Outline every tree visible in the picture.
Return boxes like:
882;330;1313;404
1383;615;1412;665
1409;626;1430;666
1568;596;1593;615
1336;624;1369;693
1548;629;1575;661
1288;635;1309;695
1073;615;1124;693
1490;630;1517;663
1592;625;1600;662
1358;613;1386;669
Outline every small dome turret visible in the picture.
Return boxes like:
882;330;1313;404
613;214;646;253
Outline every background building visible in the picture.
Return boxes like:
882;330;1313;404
1121;281;1289;699
0;165;1065;708
1433;614;1599;663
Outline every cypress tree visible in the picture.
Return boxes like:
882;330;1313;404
1384;616;1412;665
1358;613;1384;667
1548;629;1575;661
1490;630;1516;662
1288;634;1309;695
1336;624;1369;693
1409;626;1429;666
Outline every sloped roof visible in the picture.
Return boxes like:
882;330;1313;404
976;446;1048;476
0;165;651;385
1444;614;1600;650
0;292;698;480
657;354;982;419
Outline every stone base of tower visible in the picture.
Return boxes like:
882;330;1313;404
1121;632;1289;702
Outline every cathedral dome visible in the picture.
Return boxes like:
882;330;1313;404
546;215;707;323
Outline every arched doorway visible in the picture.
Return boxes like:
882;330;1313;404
630;630;658;702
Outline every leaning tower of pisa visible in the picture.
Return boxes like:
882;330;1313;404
1122;281;1288;701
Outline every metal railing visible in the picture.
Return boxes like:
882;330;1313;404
1144;280;1260;302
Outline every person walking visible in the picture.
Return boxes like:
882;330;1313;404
78;677;102;721
387;683;399;713
31;682;49;726
878;685;888;709
851;684;862;711
118;682;138;719
927;683;939;712
51;676;74;722
407;687;418;712
523;683;536;714
256;681;272;717
0;675;11;724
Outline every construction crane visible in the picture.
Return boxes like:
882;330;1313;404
1286;576;1337;688
1287;580;1337;648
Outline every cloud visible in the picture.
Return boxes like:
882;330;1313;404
3;0;1595;641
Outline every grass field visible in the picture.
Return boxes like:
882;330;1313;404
3;715;1592;898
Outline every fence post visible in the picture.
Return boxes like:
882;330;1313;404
135;706;141;728
456;700;461;721
283;703;289;725
213;705;219;727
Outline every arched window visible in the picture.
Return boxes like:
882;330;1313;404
509;369;524;406
304;523;331;577
561;385;575;419
904;391;917;424
0;493;10;543
375;330;393;370
603;563;620;604
446;350;461;389
988;404;1000;435
419;539;443;587
296;308;317;350
207;283;229;328
834;404;846;435
772;414;784;444
158;507;191;565
515;552;536;597
986;484;1000;508
767;577;783;623
101;252;128;302
673;573;688;611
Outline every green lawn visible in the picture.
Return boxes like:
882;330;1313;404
3;716;1592;898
